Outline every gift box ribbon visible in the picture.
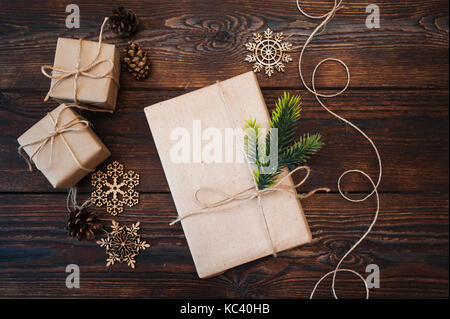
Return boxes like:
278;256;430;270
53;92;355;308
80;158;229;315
18;104;96;172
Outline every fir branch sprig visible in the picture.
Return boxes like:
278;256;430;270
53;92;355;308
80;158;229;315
245;92;323;190
270;93;302;152
279;133;323;170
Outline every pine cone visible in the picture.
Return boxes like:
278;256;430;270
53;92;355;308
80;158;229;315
123;41;150;80
108;6;138;38
67;208;103;241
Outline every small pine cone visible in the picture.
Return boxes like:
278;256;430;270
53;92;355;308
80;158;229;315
108;6;138;38
123;41;150;80
67;208;103;241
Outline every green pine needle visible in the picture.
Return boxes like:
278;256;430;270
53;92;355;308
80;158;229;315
279;133;324;170
244;118;263;166
270;92;302;151
245;93;324;190
253;168;281;191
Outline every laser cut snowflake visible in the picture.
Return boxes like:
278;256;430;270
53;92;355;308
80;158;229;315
97;220;150;269
91;161;140;216
244;28;293;78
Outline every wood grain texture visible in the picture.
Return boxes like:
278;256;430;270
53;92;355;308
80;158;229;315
0;0;448;89
0;193;447;298
0;0;448;299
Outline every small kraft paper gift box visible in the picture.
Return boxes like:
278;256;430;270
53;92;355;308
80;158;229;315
144;71;312;278
17;104;111;188
41;19;120;112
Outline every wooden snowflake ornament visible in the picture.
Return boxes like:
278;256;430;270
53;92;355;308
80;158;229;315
97;220;150;269
244;28;293;77
91;161;140;216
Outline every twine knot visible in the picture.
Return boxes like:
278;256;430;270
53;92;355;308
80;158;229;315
18;104;94;173
255;190;264;198
74;67;82;77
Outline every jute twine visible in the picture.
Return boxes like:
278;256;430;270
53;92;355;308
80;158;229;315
295;0;382;299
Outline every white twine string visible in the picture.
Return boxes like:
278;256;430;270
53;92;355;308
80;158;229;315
295;0;382;299
67;186;94;213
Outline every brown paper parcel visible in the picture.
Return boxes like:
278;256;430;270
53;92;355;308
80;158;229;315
144;71;312;278
46;37;120;112
17;104;111;188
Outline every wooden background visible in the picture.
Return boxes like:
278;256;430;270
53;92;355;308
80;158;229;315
0;0;448;298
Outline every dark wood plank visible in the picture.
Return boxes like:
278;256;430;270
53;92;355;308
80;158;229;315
0;0;448;89
0;193;447;298
0;89;448;193
0;0;448;300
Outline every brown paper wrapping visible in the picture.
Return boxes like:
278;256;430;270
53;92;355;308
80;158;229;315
48;38;120;112
17;104;111;188
144;72;312;278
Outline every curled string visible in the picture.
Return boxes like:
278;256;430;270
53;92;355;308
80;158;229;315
41;17;119;110
295;0;382;299
18;104;97;172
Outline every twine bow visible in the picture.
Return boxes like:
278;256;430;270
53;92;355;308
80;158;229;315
18;104;94;172
41;17;118;109
170;166;329;225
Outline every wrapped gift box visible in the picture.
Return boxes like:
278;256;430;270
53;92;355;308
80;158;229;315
46;38;120;112
17;104;111;188
144;72;312;278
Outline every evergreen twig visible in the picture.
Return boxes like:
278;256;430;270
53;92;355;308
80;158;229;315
245;93;323;190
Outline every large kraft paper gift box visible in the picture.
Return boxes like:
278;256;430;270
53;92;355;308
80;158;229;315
45;37;120;112
145;72;311;278
17;104;111;188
